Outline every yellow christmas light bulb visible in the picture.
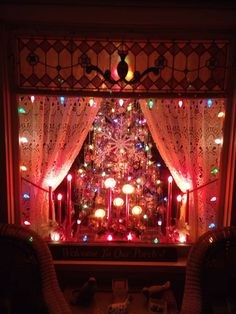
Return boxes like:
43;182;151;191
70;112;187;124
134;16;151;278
95;208;106;218
122;184;135;194
19;137;28;143
218;111;225;118
113;197;124;207
51;232;60;242
214;138;223;144
104;177;116;189
89;98;94;106
131;205;142;215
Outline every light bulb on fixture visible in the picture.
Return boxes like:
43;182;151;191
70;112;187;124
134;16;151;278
131;205;142;215
168;176;173;183
67;174;72;181
95;208;106;218
104;178;116;189
122;184;134;194
113;197;124;207
177;195;182;202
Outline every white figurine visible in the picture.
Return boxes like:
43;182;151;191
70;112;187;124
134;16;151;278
107;295;132;314
70;277;97;305
142;281;170;299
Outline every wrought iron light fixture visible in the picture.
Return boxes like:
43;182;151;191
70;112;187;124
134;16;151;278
85;50;161;85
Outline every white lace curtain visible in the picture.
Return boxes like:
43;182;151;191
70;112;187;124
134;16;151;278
19;96;100;235
140;99;225;240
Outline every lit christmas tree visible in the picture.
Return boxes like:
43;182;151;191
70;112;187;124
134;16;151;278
68;99;172;242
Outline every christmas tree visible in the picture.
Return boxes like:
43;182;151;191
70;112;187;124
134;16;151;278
67;98;173;242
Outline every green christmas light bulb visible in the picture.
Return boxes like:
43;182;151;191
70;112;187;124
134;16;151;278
148;99;154;109
18;107;26;113
211;168;219;174
28;236;33;242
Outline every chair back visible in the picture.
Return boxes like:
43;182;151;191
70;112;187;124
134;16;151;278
181;227;236;314
0;223;71;314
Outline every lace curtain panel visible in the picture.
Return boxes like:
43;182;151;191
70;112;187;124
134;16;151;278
19;96;100;235
140;99;225;240
19;96;225;240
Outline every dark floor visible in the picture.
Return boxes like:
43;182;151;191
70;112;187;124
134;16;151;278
56;260;186;311
64;287;179;314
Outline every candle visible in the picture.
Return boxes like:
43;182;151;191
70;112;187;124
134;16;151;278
186;189;190;224
95;208;106;228
113;197;124;220
107;188;112;226
67;174;72;238
176;194;182;221
52;199;55;222
57;193;62;225
104;178;116;227
183;182;191;224
122;184;134;227
132;205;142;225
179;194;186;221
125;194;130;226
48;185;53;221
167;176;173;230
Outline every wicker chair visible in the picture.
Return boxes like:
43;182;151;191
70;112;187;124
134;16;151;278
0;223;71;314
181;226;236;314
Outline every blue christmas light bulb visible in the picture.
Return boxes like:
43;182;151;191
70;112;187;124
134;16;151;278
83;235;88;242
60;96;65;104
209;223;216;229
207;99;213;107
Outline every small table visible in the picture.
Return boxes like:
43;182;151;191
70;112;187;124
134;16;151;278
64;289;179;314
